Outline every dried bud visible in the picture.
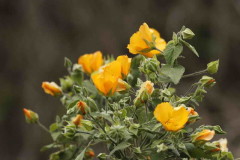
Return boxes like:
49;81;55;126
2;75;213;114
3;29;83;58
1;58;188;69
23;108;39;124
76;101;88;115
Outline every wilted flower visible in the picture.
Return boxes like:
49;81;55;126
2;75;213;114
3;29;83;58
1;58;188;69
116;55;131;77
42;82;62;96
72;114;83;126
127;23;166;58
213;138;229;152
76;101;88;115
22;108;39;123
193;129;215;141
154;102;189;131
91;61;122;96
78;51;103;74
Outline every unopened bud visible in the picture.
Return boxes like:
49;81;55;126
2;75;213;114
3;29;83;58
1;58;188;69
207;60;219;74
192;129;215;142
134;81;154;106
85;150;95;158
182;28;195;39
42;81;62;96
187;107;199;124
23;108;39;124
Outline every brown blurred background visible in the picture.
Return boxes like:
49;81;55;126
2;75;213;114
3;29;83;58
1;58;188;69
0;0;240;159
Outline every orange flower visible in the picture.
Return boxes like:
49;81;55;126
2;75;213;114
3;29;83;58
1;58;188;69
91;61;121;96
77;101;88;115
72;114;83;126
154;103;189;131
127;23;166;58
78;51;103;74
116;55;131;77
42;82;62;96
193;129;215;141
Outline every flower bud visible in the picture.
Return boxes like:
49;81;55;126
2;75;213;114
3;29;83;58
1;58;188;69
23;108;39;124
42;81;62;96
193;129;215;142
134;81;154;106
187;107;199;124
76;101;89;115
72;114;83;126
85;150;95;158
182;28;195;39
207;60;219;74
200;76;216;88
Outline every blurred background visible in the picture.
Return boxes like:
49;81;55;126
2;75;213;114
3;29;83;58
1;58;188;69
0;0;240;159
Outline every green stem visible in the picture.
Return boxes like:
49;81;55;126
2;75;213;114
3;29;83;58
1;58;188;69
89;115;116;145
37;121;50;133
182;69;207;78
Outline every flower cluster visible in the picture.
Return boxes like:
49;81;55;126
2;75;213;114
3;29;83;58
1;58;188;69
24;23;234;160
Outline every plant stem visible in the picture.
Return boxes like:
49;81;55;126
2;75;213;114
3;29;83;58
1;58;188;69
37;121;50;133
89;115;116;145
182;69;207;78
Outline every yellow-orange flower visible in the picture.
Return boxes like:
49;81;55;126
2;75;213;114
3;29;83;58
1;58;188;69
127;23;166;58
116;79;130;92
42;82;62;96
154;102;189;131
194;129;215;141
116;55;131;77
91;61;121;96
78;51;103;74
72;114;83;126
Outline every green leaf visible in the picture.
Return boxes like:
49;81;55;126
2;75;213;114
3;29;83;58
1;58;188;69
82;80;98;94
75;148;86;160
64;57;72;69
181;39;199;57
163;41;183;65
109;141;131;156
160;64;185;84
